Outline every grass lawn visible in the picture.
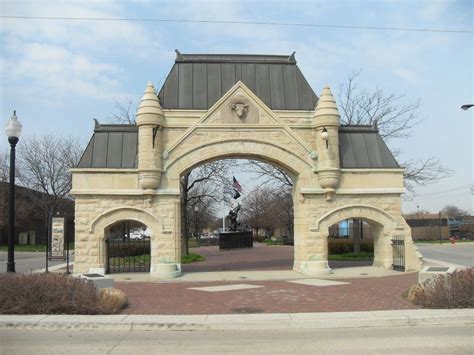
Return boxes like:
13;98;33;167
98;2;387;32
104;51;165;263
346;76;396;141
0;243;75;252
181;252;205;264
328;252;374;261
109;252;206;265
0;244;47;252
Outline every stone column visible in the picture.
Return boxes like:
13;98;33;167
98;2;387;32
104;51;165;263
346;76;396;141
314;85;341;201
292;187;331;276
136;82;164;193
150;197;182;278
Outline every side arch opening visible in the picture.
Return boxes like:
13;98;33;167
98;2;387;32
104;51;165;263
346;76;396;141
105;220;152;274
317;205;399;270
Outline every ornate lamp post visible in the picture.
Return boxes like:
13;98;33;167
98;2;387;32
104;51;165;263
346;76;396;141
4;111;22;273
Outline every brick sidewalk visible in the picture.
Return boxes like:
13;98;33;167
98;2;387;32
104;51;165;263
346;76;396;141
117;273;418;315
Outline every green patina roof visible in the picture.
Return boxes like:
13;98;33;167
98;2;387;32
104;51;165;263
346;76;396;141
77;124;400;169
157;51;318;110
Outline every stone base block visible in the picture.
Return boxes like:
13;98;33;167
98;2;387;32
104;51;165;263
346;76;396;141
88;267;106;275
79;273;114;290
294;260;332;276
418;266;457;284
150;263;181;279
373;258;392;269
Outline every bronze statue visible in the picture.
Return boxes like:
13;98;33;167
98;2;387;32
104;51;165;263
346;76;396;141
226;204;241;231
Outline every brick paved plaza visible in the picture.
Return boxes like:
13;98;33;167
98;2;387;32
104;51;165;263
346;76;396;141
182;243;373;273
116;244;416;315
117;273;418;315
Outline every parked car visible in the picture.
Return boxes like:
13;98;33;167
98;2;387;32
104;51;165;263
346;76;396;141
129;230;143;240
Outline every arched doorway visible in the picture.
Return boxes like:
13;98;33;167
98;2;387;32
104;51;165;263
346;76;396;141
315;205;403;270
105;220;151;273
177;157;296;273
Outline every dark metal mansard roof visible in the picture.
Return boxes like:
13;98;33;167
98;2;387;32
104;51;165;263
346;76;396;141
77;124;400;169
157;51;318;110
338;126;400;169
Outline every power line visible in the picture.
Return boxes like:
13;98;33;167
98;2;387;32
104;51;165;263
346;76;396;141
1;15;472;34
415;184;473;197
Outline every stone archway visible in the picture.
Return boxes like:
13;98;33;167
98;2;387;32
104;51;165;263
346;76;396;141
163;138;314;275
72;53;421;277
74;207;163;275
315;204;403;270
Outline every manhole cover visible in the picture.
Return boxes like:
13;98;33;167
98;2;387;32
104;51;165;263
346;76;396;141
360;273;368;275
123;277;132;280
239;276;247;279
230;307;264;314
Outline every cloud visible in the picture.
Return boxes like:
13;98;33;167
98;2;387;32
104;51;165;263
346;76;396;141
418;0;455;21
0;1;167;105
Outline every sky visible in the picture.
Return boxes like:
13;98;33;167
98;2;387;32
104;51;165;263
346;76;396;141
0;0;473;214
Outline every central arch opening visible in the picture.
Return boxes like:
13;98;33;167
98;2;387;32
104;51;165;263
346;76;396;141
179;157;296;273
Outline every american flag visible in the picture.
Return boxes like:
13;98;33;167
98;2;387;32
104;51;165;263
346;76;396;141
232;176;242;193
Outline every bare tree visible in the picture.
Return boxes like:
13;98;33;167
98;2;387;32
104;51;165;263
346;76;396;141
441;205;468;218
180;160;233;255
0;151;8;182
239;160;293;189
338;70;421;140
403;157;453;194
109;97;136;125
240;186;274;238
16;135;83;228
338;70;452;196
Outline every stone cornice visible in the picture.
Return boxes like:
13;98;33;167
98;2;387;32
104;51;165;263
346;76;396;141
71;189;180;196
300;188;404;195
340;168;405;173
70;168;138;174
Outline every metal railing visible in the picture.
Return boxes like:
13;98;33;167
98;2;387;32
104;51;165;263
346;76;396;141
106;237;150;274
391;236;405;272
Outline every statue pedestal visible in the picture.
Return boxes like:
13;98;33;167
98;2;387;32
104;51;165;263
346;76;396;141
219;231;253;250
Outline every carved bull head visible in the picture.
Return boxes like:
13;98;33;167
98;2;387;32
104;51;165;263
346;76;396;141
232;102;249;119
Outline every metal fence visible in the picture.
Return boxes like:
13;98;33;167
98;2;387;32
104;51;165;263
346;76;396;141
106;237;150;274
391;236;405;272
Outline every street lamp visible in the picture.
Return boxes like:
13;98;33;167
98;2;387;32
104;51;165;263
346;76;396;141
321;127;329;149
4;110;22;273
194;206;199;243
461;104;474;110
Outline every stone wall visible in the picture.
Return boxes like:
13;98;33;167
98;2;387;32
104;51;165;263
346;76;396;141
74;194;181;277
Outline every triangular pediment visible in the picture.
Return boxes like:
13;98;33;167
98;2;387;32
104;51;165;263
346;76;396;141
198;81;285;126
163;81;314;160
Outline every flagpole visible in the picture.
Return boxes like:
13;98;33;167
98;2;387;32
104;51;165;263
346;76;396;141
222;185;226;231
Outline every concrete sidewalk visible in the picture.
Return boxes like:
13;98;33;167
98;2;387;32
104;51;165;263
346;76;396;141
110;266;406;283
1;309;472;331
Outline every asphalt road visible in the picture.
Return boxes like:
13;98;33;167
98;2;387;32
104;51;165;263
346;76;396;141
0;251;72;273
417;243;474;267
1;325;472;354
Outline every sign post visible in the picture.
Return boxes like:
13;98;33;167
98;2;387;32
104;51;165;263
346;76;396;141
49;217;66;265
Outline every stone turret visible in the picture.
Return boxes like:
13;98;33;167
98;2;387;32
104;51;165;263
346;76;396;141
136;82;164;191
314;85;340;201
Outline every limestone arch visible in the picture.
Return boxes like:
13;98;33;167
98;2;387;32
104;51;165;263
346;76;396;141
165;138;313;183
163;138;314;271
316;204;401;269
89;207;160;235
87;207;160;274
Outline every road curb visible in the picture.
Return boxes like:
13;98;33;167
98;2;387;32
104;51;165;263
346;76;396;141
1;309;473;331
